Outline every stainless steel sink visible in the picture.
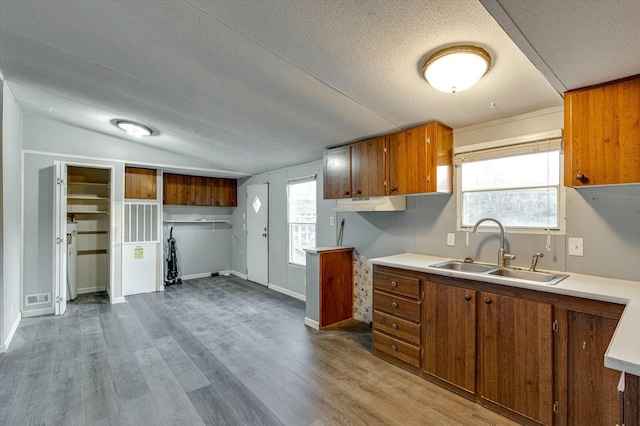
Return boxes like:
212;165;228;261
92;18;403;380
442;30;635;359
430;260;497;273
429;260;568;285
487;268;568;284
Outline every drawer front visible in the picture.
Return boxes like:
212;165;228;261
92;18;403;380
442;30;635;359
374;272;420;299
373;331;420;368
373;310;421;345
374;291;421;322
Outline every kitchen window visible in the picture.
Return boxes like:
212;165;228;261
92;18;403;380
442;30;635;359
455;135;565;234
287;175;317;266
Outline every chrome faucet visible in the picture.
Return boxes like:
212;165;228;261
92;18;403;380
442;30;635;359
529;252;544;271
472;217;515;268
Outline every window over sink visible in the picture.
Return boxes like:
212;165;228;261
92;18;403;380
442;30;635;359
455;134;565;234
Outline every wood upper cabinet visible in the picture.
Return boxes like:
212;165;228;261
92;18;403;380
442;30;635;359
388;122;453;195
163;173;190;205
479;292;554;426
323;146;351;199
125;167;157;199
351;136;387;197
424;281;477;394
213;178;237;206
564;75;640;186
189;176;213;206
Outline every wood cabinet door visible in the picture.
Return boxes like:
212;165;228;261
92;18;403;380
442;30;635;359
163;173;190;205
388;126;429;195
351;136;387;197
565;77;640;186
323;146;351;199
566;311;621;425
424;282;476;394
319;249;353;328
189;176;212;206
125;167;156;199
479;292;553;425
213;178;237;206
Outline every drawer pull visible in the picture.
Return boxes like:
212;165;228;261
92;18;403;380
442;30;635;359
391;281;397;287
484;298;492;305
391;323;398;329
391;302;398;308
464;295;471;301
391;345;398;351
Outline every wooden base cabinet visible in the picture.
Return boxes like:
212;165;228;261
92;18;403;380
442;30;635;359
423;281;476;394
371;266;629;426
479;292;554;426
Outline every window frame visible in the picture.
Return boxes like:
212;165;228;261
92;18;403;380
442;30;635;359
287;175;317;267
455;132;566;235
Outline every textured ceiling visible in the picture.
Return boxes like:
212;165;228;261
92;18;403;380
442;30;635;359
0;1;568;174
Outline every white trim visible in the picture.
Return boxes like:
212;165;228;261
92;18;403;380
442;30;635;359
181;272;213;280
268;283;306;301
454;129;563;155
304;317;320;330
77;286;106;295
105;284;111;297
22;307;54;318
0;315;22;352
217;270;234;277
110;297;126;304
230;270;247;280
22;148;248;178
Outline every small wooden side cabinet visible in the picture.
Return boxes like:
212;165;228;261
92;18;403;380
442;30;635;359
304;247;353;329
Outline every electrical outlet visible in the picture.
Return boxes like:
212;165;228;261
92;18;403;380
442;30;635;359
447;233;455;246
568;237;584;256
330;216;335;226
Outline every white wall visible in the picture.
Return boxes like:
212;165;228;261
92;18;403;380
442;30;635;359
21;115;240;315
1;82;23;350
232;160;335;299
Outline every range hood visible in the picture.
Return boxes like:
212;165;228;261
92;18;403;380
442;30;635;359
333;196;406;212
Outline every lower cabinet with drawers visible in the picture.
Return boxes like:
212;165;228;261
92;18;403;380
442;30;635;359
372;265;627;426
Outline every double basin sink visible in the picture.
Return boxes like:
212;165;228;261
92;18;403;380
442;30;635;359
430;260;568;285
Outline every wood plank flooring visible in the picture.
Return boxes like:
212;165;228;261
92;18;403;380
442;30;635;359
0;276;517;425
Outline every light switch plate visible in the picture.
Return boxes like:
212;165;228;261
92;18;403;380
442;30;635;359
447;233;455;246
568;237;583;256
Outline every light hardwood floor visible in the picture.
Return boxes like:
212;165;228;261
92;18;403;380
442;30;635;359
0;276;517;425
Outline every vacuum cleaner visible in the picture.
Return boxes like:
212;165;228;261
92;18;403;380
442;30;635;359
165;226;182;286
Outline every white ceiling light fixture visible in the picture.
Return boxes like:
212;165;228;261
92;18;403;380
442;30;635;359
113;119;153;137
423;45;491;93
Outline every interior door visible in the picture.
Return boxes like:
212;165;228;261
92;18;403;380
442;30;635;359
53;162;68;315
247;183;269;286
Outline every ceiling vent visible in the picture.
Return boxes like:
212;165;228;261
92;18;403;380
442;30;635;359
333;196;407;212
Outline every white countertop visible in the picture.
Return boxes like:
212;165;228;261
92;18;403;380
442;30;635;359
369;252;640;376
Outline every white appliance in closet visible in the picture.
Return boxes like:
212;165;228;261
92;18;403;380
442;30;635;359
123;203;160;295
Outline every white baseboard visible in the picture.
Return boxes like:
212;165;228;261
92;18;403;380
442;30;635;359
304;317;319;330
0;315;22;353
22;306;54;318
268;283;306;302
77;286;106;295
230;270;248;280
110;297;126;304
181;272;213;280
218;270;234;277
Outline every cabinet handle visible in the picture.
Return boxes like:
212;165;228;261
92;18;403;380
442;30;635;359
391;345;398;351
391;302;398;308
484;298;492;305
344;191;350;196
390;186;397;193
391;323;398;329
391;281;397;287
354;190;362;195
576;173;587;183
148;192;152;198
464;295;471;301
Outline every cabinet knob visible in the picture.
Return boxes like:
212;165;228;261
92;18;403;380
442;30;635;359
391;302;398;308
576;173;587;183
354;190;362;195
391;345;398;351
464;295;471;301
390;186;397;193
147;192;152;198
391;281;397;287
391;323;398;329
344;191;350;196
484;298;492;305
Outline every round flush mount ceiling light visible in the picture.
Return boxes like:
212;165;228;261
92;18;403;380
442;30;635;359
113;119;153;137
423;45;491;93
